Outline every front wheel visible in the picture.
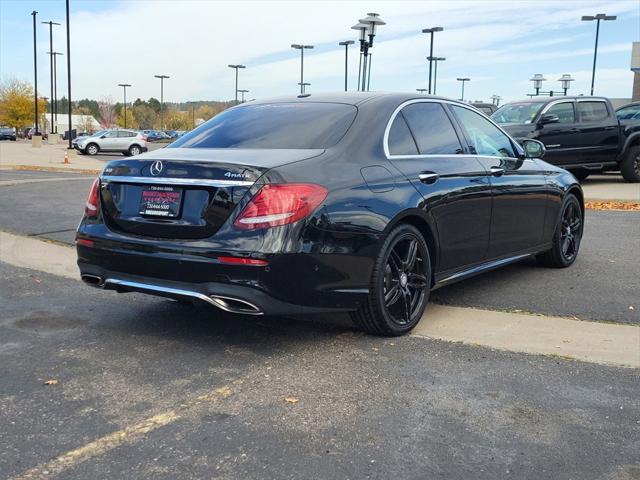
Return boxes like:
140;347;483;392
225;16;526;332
350;224;431;336
128;144;142;156
85;143;99;156
537;193;583;268
620;146;640;183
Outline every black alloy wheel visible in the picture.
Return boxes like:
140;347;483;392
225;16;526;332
537;194;583;268
351;224;431;336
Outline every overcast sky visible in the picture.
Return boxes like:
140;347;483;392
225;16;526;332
1;0;638;104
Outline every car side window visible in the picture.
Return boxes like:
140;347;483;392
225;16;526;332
545;102;576;123
400;102;463;155
616;105;640;120
451;105;515;158
578;102;609;122
387;112;419;156
104;131;118;138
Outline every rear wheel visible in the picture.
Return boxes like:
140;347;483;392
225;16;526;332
350;224;431;336
537;194;583;268
128;144;142;156
620;146;640;183
85;143;99;156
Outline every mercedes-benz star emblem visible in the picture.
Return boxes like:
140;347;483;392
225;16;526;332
150;161;163;176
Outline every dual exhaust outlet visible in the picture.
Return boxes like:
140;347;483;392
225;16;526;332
81;274;263;315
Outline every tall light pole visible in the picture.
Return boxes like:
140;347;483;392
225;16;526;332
227;64;245;103
338;40;355;91
42;20;60;135
118;83;131;128
358;13;385;92
457;77;470;102
427;56;445;95
31;10;39;135
154;74;169;130
422;26;443;94
582;13;617;96
64;0;72;148
237;89;249;103
291;44;313;94
297;82;311;94
48;51;63;132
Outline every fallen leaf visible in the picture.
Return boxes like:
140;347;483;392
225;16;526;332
284;397;299;404
371;347;379;352
585;201;640;211
630;306;635;311
44;379;58;385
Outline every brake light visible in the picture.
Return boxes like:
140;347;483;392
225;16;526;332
85;178;100;217
234;183;328;230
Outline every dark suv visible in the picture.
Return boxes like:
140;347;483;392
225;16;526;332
491;97;640;182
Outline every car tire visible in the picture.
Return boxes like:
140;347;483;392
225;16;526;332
128;145;142;156
570;169;590;182
350;223;431;336
537;193;583;268
620;146;640;183
86;143;99;156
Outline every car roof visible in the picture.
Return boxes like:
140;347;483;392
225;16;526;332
616;101;640;110
244;91;470;108
504;96;610;105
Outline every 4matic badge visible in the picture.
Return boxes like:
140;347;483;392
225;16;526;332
224;171;247;179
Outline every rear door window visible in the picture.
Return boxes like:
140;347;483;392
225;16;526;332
387;113;418;155
545;102;576;123
578;102;610;122
400;102;463;155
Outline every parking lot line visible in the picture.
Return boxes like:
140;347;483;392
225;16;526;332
10;386;234;480
0;177;94;187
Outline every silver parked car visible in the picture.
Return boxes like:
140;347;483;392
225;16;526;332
74;129;148;156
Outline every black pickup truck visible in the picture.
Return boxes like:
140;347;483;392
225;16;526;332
491;97;640;182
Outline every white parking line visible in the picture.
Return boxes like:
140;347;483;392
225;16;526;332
1;230;638;368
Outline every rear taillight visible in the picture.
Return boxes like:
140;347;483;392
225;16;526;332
85;178;100;217
233;183;328;230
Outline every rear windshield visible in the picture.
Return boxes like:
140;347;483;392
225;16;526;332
0;128;13;134
491;102;546;124
170;103;357;149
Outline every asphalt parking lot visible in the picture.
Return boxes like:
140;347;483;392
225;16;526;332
1;169;639;479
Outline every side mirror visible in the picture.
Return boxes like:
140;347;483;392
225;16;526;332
521;139;546;159
539;114;560;125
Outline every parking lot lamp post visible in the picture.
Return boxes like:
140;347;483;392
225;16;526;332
118;83;131;128
529;74;546;96
582;14;616;96
456;77;470;102
227;64;245;103
65;0;72;148
416;88;428;94
41;97;49;133
154;75;169;130
42;20;60;133
48;52;63;133
31;11;39;135
427;56;445;94
338;40;355;91
291;45;313;94
351;23;368;91
297;82;311;94
490;94;502;106
238;89;249;103
558;74;575;95
422;26;443;94
359;13;385;91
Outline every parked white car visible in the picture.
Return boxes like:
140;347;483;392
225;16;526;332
74;129;148;156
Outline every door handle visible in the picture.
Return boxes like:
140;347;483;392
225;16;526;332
489;166;505;176
418;172;439;184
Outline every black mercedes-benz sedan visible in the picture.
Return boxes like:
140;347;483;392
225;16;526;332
76;92;584;336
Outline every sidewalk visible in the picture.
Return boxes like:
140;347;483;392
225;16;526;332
0;141;104;174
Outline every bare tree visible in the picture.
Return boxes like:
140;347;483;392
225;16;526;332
97;97;117;129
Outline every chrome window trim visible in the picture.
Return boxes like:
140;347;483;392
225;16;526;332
383;98;522;160
540;99;576;115
99;175;254;187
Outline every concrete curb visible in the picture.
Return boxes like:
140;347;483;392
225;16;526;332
1;165;101;175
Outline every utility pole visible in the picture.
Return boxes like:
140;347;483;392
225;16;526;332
154;75;170;130
31;11;39;135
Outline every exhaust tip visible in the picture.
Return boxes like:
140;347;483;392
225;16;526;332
81;274;104;287
209;295;262;315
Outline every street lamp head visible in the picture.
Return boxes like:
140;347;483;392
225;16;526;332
558;74;575;90
118;83;132;87
47;51;64;56
427;56;446;61
339;40;355;46
228;64;245;69
359;14;385;45
154;74;170;79
529;73;546;89
351;22;369;43
422;26;444;33
41;21;61;25
456;77;470;82
416;88;428;93
582;14;617;21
